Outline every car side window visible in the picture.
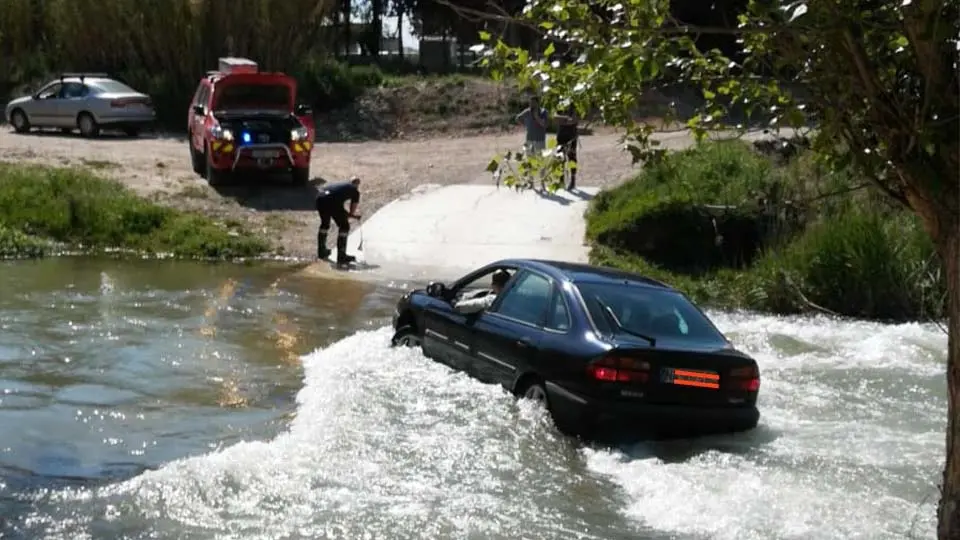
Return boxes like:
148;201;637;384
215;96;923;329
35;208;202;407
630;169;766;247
61;82;86;99
193;85;210;108
491;271;553;326
544;286;571;332
38;83;61;100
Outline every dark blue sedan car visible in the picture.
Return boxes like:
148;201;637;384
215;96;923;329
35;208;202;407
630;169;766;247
390;259;761;440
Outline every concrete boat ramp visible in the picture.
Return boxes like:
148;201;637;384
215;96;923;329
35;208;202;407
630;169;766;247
294;184;600;283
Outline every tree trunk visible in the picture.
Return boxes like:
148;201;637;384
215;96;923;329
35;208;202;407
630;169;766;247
398;10;404;59
940;225;960;540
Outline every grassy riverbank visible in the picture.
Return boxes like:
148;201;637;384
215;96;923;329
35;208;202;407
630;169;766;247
0;164;269;259
587;140;945;322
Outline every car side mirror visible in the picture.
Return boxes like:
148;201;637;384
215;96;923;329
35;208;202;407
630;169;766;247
192;104;205;116
295;103;312;116
426;282;447;298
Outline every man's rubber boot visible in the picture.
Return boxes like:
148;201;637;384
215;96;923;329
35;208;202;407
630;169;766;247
336;234;356;266
317;228;331;260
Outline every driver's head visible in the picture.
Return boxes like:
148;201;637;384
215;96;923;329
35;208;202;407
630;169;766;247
350;176;361;187
491;269;511;293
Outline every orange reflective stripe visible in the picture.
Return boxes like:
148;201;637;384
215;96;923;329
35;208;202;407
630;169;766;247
673;369;719;380
672;379;720;389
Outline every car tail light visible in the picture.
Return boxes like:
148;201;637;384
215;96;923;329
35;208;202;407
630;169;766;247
587;355;650;383
728;366;761;392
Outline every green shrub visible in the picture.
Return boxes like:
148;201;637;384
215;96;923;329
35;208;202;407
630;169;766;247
0;225;47;258
0;164;269;259
289;57;389;113
766;210;943;321
586;140;775;242
586;141;946;321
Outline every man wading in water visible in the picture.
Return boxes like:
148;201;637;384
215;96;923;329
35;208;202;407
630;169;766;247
315;176;362;265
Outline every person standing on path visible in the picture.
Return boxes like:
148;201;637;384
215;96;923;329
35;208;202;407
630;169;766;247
315;176;362;265
555;104;580;190
515;96;549;156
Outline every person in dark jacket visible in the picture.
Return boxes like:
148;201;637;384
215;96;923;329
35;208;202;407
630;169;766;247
315;176;362;264
555;104;579;190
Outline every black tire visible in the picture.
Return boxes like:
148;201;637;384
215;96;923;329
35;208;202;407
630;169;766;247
521;380;549;409
188;134;204;175
292;166;310;185
390;325;421;348
205;146;227;186
10;109;30;133
77;112;100;138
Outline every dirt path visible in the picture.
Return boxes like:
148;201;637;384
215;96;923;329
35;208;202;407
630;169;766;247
0;127;763;260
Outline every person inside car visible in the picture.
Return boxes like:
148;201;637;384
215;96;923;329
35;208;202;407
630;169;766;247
453;269;511;314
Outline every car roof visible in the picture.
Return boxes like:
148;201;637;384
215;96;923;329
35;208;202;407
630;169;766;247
497;258;676;291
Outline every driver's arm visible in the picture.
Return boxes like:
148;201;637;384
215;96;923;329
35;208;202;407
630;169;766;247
453;294;496;314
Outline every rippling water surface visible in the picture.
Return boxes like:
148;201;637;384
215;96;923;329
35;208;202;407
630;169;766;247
0;258;947;539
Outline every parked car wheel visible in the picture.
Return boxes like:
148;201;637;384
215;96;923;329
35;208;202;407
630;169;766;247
390;325;421;348
188;134;204;175
9;109;30;133
205;147;227;186
77;113;100;138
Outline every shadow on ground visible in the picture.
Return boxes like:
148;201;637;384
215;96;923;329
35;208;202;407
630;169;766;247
528;186;596;206
211;174;325;212
10;125;183;141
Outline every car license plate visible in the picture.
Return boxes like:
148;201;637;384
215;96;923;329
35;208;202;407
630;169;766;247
251;150;279;159
661;367;720;390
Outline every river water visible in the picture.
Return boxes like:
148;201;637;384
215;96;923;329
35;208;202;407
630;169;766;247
0;258;946;540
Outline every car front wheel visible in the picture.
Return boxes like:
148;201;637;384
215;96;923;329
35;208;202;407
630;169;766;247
10;109;30;133
390;325;421;348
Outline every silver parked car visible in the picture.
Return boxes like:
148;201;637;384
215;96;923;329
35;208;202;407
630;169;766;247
4;73;156;137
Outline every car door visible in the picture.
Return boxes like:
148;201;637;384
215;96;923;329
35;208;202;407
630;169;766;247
471;270;555;388
420;298;473;372
54;82;88;127
189;84;210;151
28;82;63;125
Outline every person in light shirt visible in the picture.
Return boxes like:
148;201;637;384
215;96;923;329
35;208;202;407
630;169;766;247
453;269;511;314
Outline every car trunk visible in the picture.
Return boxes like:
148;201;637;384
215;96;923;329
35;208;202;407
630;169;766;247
586;344;760;407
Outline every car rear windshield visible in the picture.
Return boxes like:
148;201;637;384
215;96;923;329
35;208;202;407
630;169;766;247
90;80;138;94
215;84;290;110
575;282;727;344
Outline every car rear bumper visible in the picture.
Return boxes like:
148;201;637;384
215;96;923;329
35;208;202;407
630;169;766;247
98;114;156;127
545;381;760;440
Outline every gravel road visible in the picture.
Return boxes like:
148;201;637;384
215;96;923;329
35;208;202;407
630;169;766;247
0;127;776;259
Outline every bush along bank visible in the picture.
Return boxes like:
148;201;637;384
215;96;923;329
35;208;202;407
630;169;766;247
0;164;269;260
586;140;946;322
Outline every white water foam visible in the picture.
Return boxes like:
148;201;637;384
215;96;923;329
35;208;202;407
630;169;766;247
583;311;946;540
21;314;949;540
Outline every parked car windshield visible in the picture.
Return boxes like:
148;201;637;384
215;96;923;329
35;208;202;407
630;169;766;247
575;282;727;344
215;84;290;110
89;79;138;94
